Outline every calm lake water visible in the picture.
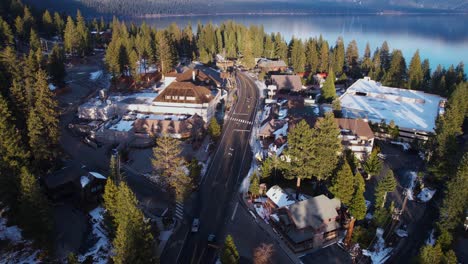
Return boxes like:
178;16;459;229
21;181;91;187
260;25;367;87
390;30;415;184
134;14;468;72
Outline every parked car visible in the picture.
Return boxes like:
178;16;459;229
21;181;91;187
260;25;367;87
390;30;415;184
191;218;200;233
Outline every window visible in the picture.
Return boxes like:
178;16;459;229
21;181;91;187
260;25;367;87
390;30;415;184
179;96;185;100
165;95;171;99
186;96;196;101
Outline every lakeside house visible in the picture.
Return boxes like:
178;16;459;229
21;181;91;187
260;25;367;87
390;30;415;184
340;77;446;141
264;186;347;252
335;118;375;160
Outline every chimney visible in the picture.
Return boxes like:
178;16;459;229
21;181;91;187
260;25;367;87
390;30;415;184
192;70;196;82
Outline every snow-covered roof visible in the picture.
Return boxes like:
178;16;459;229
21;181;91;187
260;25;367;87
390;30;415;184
340;78;446;133
109;120;134;132
266;185;295;208
89;172;106;179
273;123;288;140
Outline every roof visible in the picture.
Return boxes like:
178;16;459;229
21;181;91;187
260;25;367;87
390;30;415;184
340;78;446;133
133;114;205;138
271;75;303;92
258;119;288;137
266;185;296;208
335;118;374;139
154;82;214;104
89;172;106;180
287;195;341;230
258;59;287;69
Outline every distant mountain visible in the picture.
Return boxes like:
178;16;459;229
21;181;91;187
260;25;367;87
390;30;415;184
24;0;468;17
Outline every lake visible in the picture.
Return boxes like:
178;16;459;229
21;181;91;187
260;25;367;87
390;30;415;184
133;14;468;72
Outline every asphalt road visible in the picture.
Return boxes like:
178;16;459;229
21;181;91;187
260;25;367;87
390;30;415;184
176;72;259;264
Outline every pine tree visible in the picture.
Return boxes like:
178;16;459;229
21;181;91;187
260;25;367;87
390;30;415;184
152;136;191;202
249;173;260;199
419;244;443;264
260;155;282;180
311;112;342;181
349;172;367;220
112;182;155;264
370;49;383;81
103;178;119;232
47;44;66;85
345;40;360;77
361;43;373;75
383;49;407;87
0;95;29;204
408;50;423;90
289;37;305;72
208;117;221;139
63;16;77;54
42;10;54;37
221;235;239;264
75;10;90;56
263;34;275;59
318;40;329;72
0;18;14;46
282;119;315;196
241;30;255;69
321;68;336;103
374;169;397;208
442;250;458;264
157;31;175;74
53;12;65;37
380;41;391;71
439;153;468;231
18;167;53;247
333;37;345;76
329;159;355;205
305;38;319;73
421;59;432;91
363;148;382;177
27;70;59;162
29;29;41;52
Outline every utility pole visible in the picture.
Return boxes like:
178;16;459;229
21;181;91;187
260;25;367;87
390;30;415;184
385;189;408;239
344;216;356;248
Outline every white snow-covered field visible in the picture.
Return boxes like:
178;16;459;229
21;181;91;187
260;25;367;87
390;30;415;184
78;207;111;264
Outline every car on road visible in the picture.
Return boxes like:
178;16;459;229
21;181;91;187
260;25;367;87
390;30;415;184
191;218;200;233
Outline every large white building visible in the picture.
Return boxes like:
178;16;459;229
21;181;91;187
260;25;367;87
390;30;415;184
340;77;446;140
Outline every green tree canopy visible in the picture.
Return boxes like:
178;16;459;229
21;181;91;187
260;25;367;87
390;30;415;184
329;159;355;205
221;235;239;264
321;68;336;103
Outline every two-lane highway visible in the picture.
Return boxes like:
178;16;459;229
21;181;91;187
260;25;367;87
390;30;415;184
176;71;259;264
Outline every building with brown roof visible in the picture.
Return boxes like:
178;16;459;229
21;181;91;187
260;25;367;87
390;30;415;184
133;114;205;139
270;75;303;92
335;118;374;159
257;59;287;72
152;81;219;122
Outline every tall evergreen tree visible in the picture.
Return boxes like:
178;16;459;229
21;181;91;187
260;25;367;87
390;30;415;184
157;31;175;74
345;40;360;77
329;159;354;205
0;95;29;204
305;38;319;73
63;16;77;54
318;40;329;72
380;41;391;72
221;235;239;264
42;10;54;37
53;12;64;37
408;50;423;90
361;43;373;75
333;37;345;76
75;10;90;56
112;182;155;264
0;18;14;46
421;59;432;91
29;29;41;52
27;70;59;163
47;44;66;85
321;68;336;103
18;167;53;247
363;148;382;177
383;49;407;87
208;117;221;140
249;173;260;199
263;34;275;59
289;37;305;72
374;169;397;208
349;172;367;220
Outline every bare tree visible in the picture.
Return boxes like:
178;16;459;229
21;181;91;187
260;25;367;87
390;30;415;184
253;243;274;264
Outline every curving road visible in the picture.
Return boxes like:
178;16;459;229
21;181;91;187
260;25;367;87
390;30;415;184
176;71;260;264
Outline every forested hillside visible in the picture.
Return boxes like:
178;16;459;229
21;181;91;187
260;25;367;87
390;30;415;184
23;0;467;18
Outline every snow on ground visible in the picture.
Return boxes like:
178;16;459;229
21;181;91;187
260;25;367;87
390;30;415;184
418;188;436;202
365;200;371;209
90;70;103;81
390;141;411;151
406;171;418;201
425;229;436;246
261;105;271;123
80;176;90;188
273;123;288;140
48;83;56;91
0;217;22;243
78;207;111;264
395;228;408;238
0;249;40;264
240;164;258;193
362;228;393;264
365;213;373;220
254;204;268;221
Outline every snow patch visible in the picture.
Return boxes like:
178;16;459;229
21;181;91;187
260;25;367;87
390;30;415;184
365;212;373;220
80;176;90;188
89;172;106;179
406;171;418;201
390;141;411;151
425;228;436;246
395;228;408;238
78;207;111;264
0;218;22;243
48;83;56;91
362;228;393;264
90;70;103;81
273;123;288;140
417;188;436;202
